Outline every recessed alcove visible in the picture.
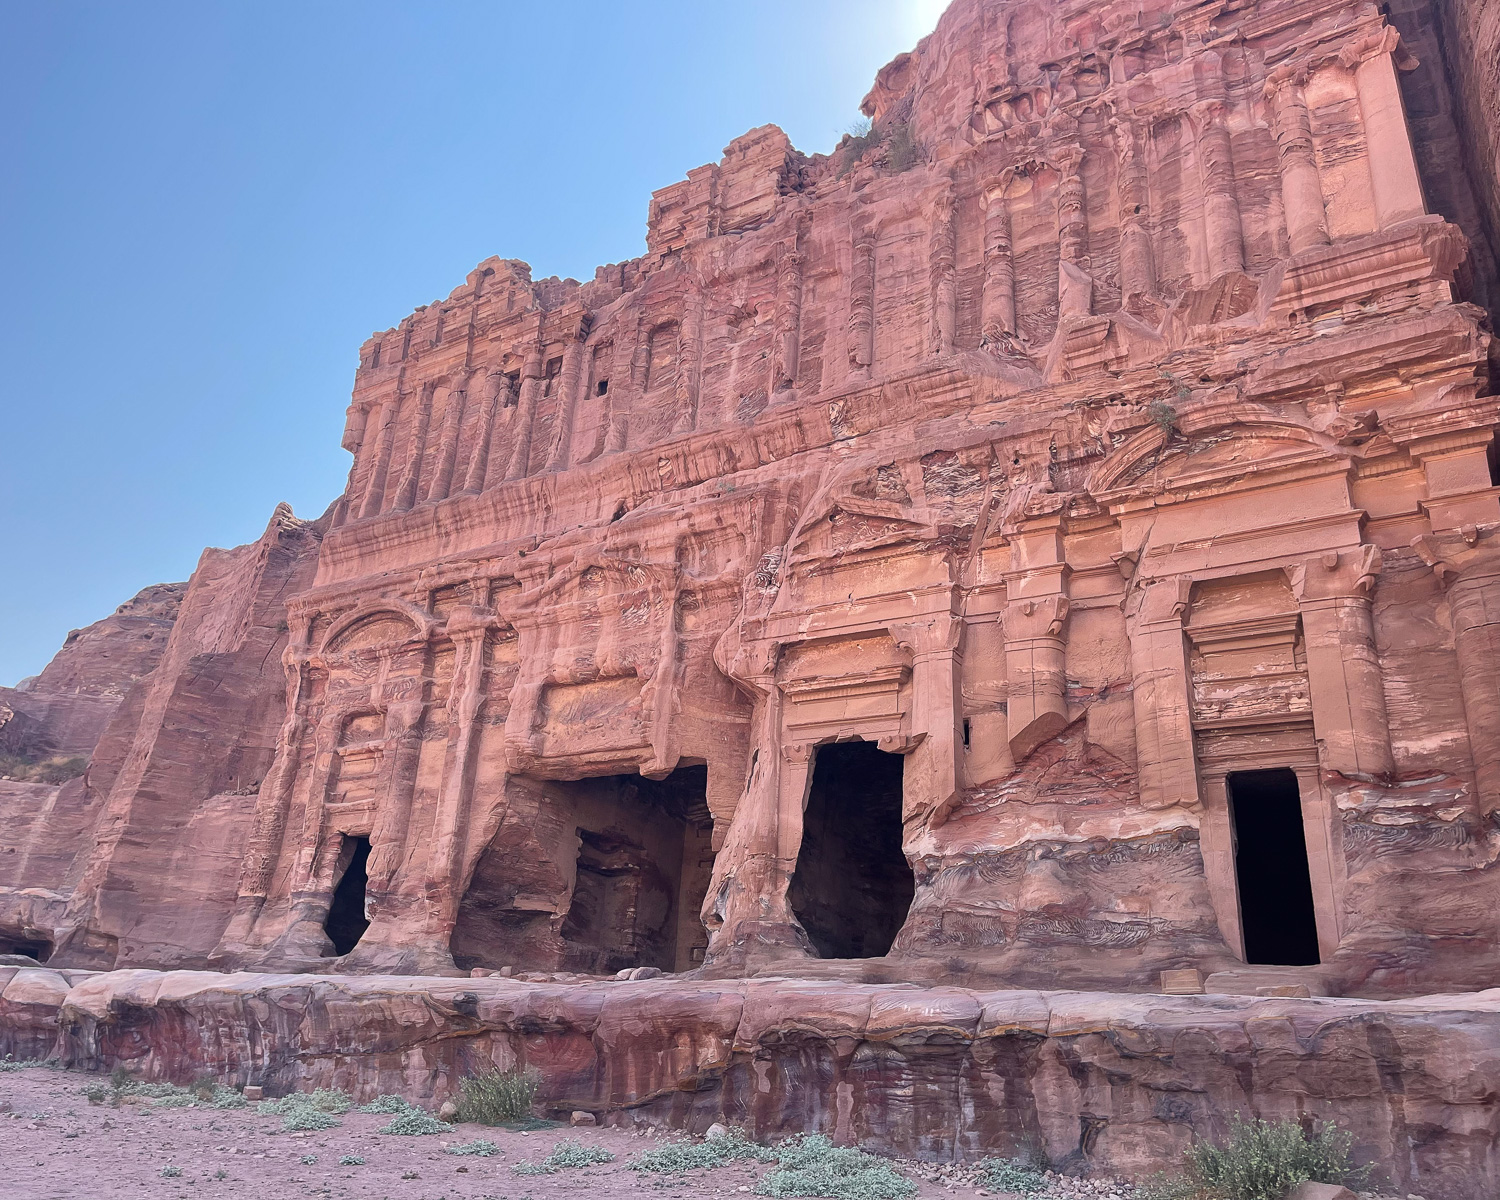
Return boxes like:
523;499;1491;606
788;740;914;959
452;766;714;975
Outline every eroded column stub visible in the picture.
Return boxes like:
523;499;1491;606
11;0;1500;1007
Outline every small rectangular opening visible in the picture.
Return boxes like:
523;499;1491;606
788;740;914;959
962;718;971;750
1227;769;1320;966
596;378;609;396
323;835;371;957
0;933;53;963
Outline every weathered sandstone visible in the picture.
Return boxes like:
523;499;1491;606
2;968;1497;1198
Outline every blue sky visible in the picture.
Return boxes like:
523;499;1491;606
0;1;947;685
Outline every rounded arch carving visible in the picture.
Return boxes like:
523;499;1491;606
319;600;434;658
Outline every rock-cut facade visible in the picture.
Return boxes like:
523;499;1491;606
6;0;1500;1002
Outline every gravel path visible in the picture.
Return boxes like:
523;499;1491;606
0;1066;1148;1200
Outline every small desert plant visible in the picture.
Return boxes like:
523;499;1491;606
1148;399;1180;436
213;1169;228;1180
0;754;88;785
355;1093;413;1114
160;1166;183;1178
299;1154;318;1165
446;1138;501;1157
513;1138;617;1174
339;1155;365;1166
1141;1116;1367;1200
283;1106;340;1131
755;1135;915;1200
630;1128;775;1173
884;122;921;172
380;1107;448;1136
975;1157;1047;1194
455;1066;540;1125
83;1083;108;1105
110;1064;133;1091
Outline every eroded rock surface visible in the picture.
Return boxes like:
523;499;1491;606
3;0;1500;1008
2;969;1496;1199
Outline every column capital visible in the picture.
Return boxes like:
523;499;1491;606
1289;545;1382;603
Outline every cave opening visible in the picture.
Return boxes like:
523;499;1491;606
451;765;715;975
323;835;371;957
0;933;53;963
788;740;914;959
1228;768;1321;966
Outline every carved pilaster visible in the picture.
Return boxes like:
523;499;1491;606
390;381;436;512
356;385;403;519
1127;576;1200;811
1110;118;1158;304
425;371;471;502
1189;97;1245;277
1289;545;1394;779
981;183;1017;344
673;288;706;433
505;340;547;480
929;180;957;356
546;314;592;472
1264;65;1330;253
771;221;806;394
1342;26;1425;230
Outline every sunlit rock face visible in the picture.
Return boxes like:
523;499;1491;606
6;0;1500;1001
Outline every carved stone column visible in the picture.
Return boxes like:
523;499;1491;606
1290;546;1394;779
771;233;805;394
847;198;876;377
459;371;505;495
390;381;436;512
1264;65;1330;253
423;607;493;943
1111;118;1157;305
545;315;592;472
604;319;639;454
356;387;402;520
893;613;963;824
1056;146;1092;317
1343;27;1425;230
1449;561;1500;817
673;288;705;433
1003;594;1070;761
1190;98;1246;277
929;181;957;356
363;690;428;903
505;342;547;480
981;183;1017;348
425;372;471;502
1126;576;1200;811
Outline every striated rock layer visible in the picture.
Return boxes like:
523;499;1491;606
5;0;1500;1007
2;968;1498;1199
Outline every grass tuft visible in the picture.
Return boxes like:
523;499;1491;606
455;1066;539;1125
380;1108;448;1136
975;1157;1047;1194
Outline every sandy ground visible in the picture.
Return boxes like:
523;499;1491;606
0;1066;1139;1200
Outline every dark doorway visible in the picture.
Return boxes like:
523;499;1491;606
323;835;371;956
0;933;52;963
451;766;716;975
1228;769;1320;966
788;740;914;959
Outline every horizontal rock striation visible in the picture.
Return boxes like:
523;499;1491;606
1;969;1496;1199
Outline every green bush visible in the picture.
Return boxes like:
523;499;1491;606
975;1157;1046;1194
1142;1117;1368;1200
446;1139;501;1157
160;1167;182;1178
630;1128;775;1173
513;1138;617;1175
338;1155;365;1166
755;1135;915;1200
380;1108;448;1136
0;754;88;785
283;1106;339;1132
454;1066;540;1125
299;1154;318;1165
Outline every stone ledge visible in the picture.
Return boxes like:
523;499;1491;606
1;969;1495;1198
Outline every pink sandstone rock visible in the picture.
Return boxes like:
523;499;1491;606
0;968;1493;1197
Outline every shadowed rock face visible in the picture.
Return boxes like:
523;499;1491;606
1;968;1497;1200
6;0;1500;1011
